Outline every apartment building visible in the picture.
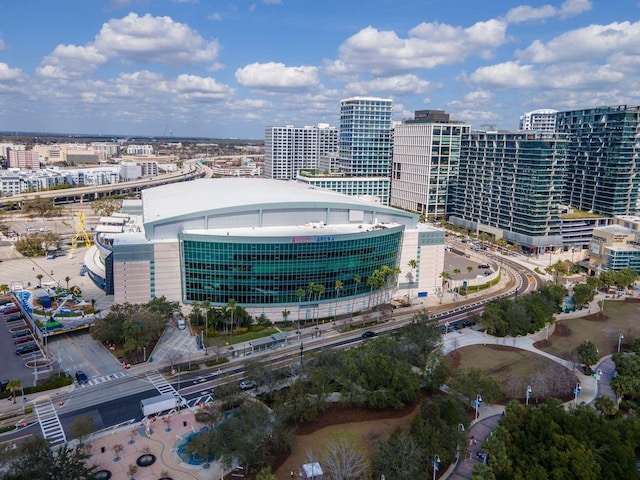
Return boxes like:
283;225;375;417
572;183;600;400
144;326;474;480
519;109;558;131
264;124;338;180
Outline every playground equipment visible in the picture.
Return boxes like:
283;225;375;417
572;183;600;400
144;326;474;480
69;211;92;258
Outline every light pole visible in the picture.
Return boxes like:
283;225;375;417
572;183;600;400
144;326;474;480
474;394;483;420
299;342;304;372
526;385;532;406
143;346;146;362
618;333;624;353
594;369;602;395
187;347;191;370
432;454;440;480
573;382;582;407
545;324;549;341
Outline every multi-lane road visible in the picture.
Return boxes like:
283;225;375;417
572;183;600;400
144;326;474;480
0;250;539;448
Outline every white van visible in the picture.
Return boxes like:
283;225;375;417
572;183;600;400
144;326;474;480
177;318;186;330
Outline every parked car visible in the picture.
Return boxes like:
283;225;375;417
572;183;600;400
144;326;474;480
478;264;490;269
16;343;39;355
239;380;257;390
177;318;186;330
361;331;378;339
75;371;88;385
12;330;31;338
14;336;33;345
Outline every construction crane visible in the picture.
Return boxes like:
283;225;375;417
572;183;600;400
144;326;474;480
69;211;92;258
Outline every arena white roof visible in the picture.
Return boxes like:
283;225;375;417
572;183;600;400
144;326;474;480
142;178;402;224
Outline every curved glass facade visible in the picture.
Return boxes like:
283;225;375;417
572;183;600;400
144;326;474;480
180;227;403;305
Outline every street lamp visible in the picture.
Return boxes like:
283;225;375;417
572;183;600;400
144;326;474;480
432;454;440;480
618;333;624;353
526;385;532;406
594;369;602;395
474;394;483;420
573;382;582;407
143;346;146;362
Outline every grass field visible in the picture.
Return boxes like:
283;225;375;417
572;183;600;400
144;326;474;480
538;298;640;360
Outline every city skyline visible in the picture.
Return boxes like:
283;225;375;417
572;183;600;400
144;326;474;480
0;0;638;139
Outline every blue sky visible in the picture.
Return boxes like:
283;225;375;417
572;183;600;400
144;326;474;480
0;0;638;139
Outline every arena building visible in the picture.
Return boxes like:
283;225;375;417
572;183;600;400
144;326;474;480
85;178;445;320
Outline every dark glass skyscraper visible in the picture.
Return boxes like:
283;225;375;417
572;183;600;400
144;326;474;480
557;105;640;217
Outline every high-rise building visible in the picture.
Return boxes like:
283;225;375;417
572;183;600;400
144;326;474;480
338;97;393;177
557;105;640;217
264;124;338;180
450;131;568;252
519;109;558;131
390;112;469;218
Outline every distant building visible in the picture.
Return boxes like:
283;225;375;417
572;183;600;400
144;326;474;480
7;149;39;169
390;112;469;218
264;124;337;180
120;161;159;181
407;109;451;123
589;222;640;273
557;105;640;217
126;145;154;156
519;109;558;131
450;131;568;253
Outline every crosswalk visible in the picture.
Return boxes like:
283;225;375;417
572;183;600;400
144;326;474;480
33;398;66;446
75;371;128;389
146;372;180;396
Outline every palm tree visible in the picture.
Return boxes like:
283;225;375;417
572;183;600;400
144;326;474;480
64;276;71;290
282;309;290;326
351;275;361;317
225;299;237;340
0;284;9;295
7;379;21;404
439;271;451;304
296;288;306;328
407;259;417;302
36;274;43;288
333;280;343;321
467;266;473;274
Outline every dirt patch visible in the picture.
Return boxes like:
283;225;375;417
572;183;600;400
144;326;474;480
554;323;571;336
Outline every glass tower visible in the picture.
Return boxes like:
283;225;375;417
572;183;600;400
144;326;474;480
338;97;393;177
557;105;640;217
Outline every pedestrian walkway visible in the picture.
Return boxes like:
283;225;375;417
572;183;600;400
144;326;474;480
33;397;66;446
146;372;180;397
75;371;128;389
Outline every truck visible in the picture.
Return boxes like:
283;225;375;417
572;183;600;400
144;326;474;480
140;393;185;417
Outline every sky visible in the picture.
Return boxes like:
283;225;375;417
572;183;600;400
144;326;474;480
0;0;638;139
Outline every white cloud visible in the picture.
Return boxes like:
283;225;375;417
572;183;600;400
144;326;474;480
506;0;591;24
464;90;493;105
207;13;222;21
0;62;25;82
94;13;219;64
330;20;507;76
345;74;430;96
0;37;6;50
469;62;537;87
518;21;640;64
235;62;320;90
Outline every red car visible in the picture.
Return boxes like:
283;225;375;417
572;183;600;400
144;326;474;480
14;336;33;345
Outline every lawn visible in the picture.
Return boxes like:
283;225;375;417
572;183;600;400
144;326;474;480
537;298;640;360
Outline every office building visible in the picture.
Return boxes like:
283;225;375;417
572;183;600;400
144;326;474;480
390;112;469;218
264;124;338;180
7;149;39;169
557;105;640;217
450;131;568;252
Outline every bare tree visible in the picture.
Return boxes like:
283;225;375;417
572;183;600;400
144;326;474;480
320;432;370;480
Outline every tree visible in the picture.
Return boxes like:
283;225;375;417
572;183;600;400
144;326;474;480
371;429;424;480
594;396;617;418
407;259;417;301
467;266;474;274
576;340;599;370
6;379;21;404
572;283;594;306
334;280;343;320
0;283;10;295
320;432;370;480
282;308;291;326
448;368;504;406
70;416;96;448
64;276;71;291
112;443;124;461
255;467;277;480
91;197;122;217
4;436;97;480
36;274;43;287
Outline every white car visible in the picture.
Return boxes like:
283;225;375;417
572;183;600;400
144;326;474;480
177;318;186;330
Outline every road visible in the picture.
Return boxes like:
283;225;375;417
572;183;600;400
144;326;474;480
0;250;534;447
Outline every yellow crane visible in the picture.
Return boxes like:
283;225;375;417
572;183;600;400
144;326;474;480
69;211;92;258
